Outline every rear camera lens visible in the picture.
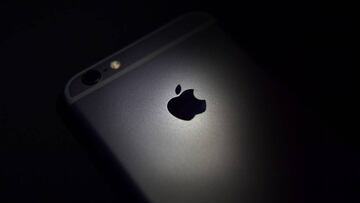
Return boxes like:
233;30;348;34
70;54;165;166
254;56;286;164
81;69;102;85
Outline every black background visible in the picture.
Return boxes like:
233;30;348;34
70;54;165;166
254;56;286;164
0;1;356;202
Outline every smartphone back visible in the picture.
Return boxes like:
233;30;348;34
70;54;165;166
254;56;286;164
64;13;289;203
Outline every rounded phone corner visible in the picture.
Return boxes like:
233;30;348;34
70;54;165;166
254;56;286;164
63;68;87;105
64;75;76;105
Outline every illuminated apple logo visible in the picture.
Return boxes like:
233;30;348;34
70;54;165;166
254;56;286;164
167;84;206;121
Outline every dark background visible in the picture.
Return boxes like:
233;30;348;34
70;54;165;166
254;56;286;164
0;1;356;202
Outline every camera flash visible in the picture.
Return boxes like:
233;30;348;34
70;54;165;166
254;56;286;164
110;60;121;70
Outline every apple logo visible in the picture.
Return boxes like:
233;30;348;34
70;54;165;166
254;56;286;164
167;84;206;121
